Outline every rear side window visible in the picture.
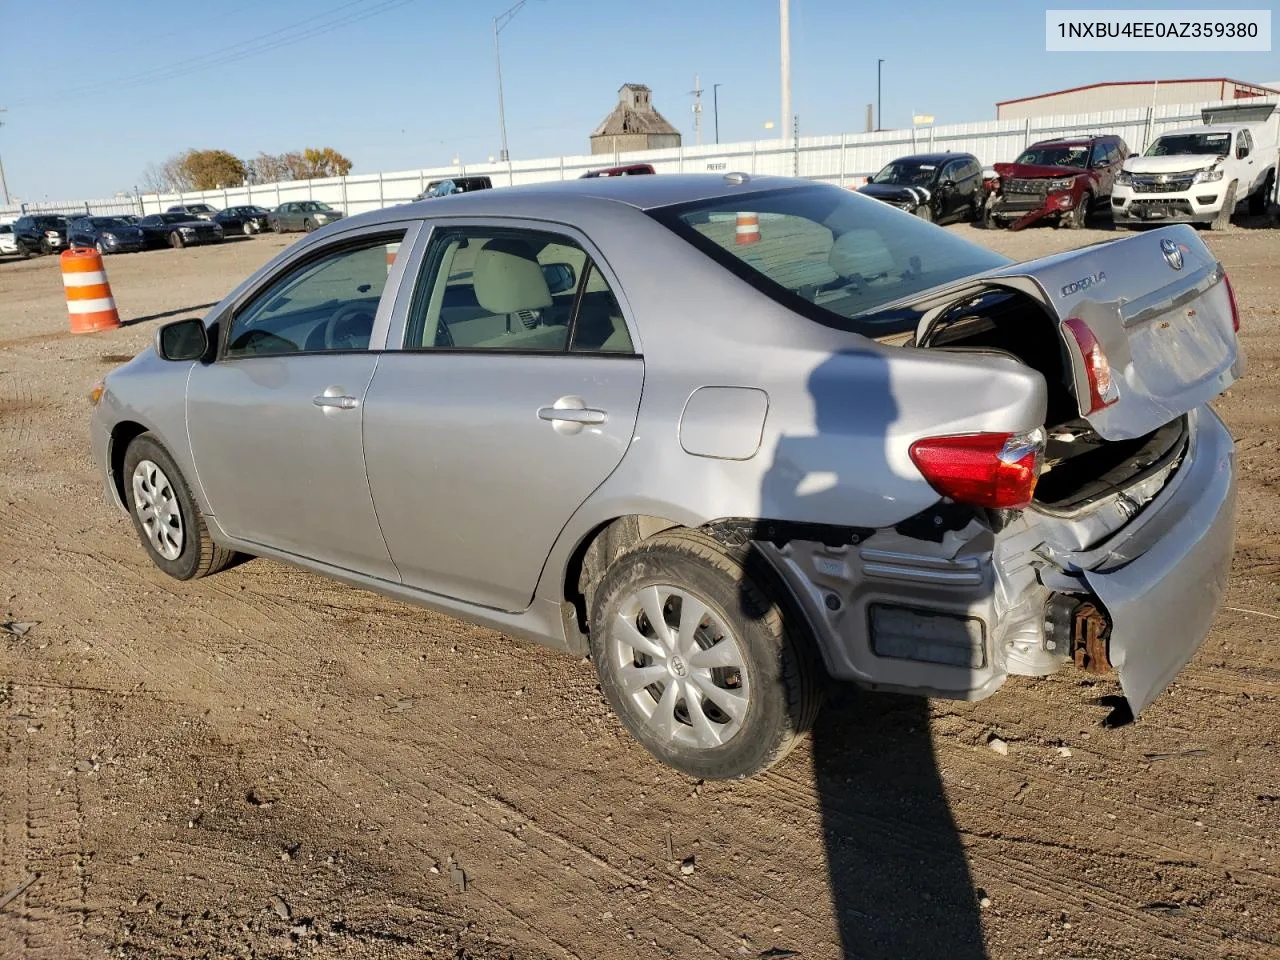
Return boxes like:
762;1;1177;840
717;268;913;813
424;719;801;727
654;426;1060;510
650;185;1008;335
404;228;632;354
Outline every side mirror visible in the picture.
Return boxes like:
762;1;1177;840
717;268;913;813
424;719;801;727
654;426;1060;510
155;318;209;361
542;262;577;295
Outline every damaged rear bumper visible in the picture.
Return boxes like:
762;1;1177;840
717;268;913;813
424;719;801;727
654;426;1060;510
759;406;1236;713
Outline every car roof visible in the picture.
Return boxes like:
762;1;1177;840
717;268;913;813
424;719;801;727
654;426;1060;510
360;173;808;226
886;152;975;164
1031;135;1116;146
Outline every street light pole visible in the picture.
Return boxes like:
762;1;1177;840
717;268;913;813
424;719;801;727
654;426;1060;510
780;0;791;143
494;1;531;163
877;59;884;132
712;84;722;144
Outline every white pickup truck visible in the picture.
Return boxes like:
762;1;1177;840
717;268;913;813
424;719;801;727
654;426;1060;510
1111;103;1277;230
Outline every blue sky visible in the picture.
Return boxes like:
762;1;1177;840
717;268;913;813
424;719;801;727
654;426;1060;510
2;0;1276;200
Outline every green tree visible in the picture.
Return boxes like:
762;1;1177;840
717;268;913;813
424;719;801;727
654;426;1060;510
179;149;248;190
301;147;353;179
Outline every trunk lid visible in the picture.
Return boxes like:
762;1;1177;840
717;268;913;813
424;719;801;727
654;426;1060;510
916;224;1241;441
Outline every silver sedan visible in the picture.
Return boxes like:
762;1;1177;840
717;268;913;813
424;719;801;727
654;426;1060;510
90;175;1241;779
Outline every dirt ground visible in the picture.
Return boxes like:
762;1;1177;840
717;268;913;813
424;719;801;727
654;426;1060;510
1;214;1278;960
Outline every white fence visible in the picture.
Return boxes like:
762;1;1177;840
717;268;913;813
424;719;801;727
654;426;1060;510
4;95;1274;222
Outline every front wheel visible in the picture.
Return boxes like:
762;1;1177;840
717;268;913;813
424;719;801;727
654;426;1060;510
915;203;934;223
122;434;240;581
242;221;254;236
95;241;107;254
303;218;315;233
589;530;821;780
1059;193;1090;229
169;231;185;249
1209;181;1238;231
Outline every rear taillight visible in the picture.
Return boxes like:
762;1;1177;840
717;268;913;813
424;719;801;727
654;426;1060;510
1223;272;1240;333
908;429;1045;510
1062;317;1119;414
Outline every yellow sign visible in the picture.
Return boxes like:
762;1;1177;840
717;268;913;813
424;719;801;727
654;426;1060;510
912;114;935;125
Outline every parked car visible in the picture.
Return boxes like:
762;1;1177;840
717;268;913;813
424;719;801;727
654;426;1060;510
580;163;657;178
270;201;345;233
166;203;219;221
0;222;17;256
984;134;1129;230
1112;115;1278;230
68;215;148;254
413;176;493;200
137;212;224;249
90;174;1241;780
214;205;273;235
857;152;984;223
12;214;69;255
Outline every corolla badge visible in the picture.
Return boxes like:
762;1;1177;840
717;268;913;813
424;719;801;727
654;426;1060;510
1160;237;1184;271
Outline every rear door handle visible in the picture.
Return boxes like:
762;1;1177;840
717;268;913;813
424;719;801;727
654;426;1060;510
538;407;607;424
313;395;359;410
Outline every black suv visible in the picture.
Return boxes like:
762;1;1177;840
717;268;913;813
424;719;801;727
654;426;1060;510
413;176;493;200
12;215;70;256
857;152;984;223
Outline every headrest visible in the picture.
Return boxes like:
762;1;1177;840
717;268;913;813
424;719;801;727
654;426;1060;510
473;238;553;314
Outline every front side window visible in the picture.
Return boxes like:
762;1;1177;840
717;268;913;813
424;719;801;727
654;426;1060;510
224;233;405;358
405;227;632;354
649;184;1009;336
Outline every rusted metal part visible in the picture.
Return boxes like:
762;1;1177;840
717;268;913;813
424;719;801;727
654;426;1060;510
1071;601;1113;674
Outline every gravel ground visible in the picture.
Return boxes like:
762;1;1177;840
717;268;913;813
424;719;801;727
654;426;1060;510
1;211;1278;960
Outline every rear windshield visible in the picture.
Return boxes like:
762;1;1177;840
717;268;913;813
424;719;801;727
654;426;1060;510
1145;132;1232;157
648;184;1009;335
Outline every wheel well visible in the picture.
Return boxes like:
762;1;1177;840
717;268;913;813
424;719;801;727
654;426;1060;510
562;515;682;639
109;421;149;505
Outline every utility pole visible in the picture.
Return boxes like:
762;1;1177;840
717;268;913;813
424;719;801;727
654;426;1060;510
712;83;722;144
780;0;791;143
690;74;703;146
0;108;9;207
877;59;884;132
494;1;532;163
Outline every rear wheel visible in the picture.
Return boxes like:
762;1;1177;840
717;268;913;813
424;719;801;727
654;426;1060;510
589;530;821;779
122;434;240;581
1248;171;1274;216
169;231;185;249
1210;181;1238;231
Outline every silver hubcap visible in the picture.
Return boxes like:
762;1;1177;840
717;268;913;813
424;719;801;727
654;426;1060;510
610;585;750;750
131;460;184;560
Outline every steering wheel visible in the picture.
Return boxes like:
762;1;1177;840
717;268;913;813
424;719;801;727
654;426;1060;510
321;303;376;351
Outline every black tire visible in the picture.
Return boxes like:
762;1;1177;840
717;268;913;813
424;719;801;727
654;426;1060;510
1210;181;1238;231
303;218;315;233
981;198;998;230
39;238;52;255
968;193;984;223
589;529;821;779
242;221;254;236
95;241;107;254
122;433;239;581
1248;172;1274;216
16;241;31;259
915;203;934;224
169;230;185;249
1059;192;1090;229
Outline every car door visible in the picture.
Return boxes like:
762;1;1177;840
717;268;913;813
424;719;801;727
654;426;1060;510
362;221;644;611
186;223;416;578
1236;130;1258;193
938;160;966;219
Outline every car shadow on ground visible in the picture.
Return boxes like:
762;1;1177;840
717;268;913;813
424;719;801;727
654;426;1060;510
123;302;219;327
742;348;987;958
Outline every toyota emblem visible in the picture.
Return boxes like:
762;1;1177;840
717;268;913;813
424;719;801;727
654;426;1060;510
1160;238;1183;271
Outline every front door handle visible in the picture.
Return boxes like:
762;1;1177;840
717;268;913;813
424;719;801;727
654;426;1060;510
313;395;359;410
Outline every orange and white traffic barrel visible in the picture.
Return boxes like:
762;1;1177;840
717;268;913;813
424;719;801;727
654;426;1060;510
61;248;121;334
735;212;761;245
386;242;399;274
